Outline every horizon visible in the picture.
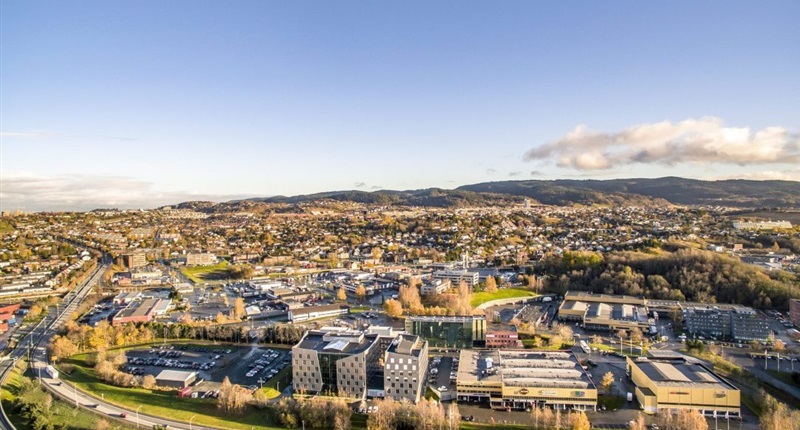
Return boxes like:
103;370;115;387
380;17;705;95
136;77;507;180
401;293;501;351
4;175;800;213
2;2;799;212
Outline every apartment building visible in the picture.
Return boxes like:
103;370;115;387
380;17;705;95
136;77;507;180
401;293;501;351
121;252;147;269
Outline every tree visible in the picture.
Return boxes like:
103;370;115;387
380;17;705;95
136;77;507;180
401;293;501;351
217;376;253;415
233;297;246;320
774;339;786;354
601;371;615;394
548;335;564;348
556;323;574;340
337;287;347;301
384;299;403;319
222;295;230;308
628;413;646;430
355;284;366;302
571;410;591;430
399;283;424;315
485;276;498;293
676;409;708;430
49;336;78;363
760;390;800;430
629;327;643;344
142;374;157;389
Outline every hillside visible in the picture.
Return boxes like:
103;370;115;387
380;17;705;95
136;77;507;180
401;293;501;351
458;177;800;207
229;177;800;209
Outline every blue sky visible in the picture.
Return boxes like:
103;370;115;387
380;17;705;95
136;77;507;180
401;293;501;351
2;1;799;211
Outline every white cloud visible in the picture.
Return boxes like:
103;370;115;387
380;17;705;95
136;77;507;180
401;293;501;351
524;117;800;170
0;171;246;212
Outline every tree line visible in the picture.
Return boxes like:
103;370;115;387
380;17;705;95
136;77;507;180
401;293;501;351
537;248;800;309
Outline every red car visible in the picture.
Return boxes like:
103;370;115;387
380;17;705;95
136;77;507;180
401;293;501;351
119;413;127;418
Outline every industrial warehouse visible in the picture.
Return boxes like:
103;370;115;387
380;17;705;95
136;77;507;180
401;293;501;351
456;350;598;411
626;353;741;417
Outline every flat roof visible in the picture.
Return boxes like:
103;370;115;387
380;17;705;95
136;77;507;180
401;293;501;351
155;369;196;382
387;334;425;357
458;349;595;390
290;304;348;316
114;298;161;319
631;359;737;390
296;330;378;355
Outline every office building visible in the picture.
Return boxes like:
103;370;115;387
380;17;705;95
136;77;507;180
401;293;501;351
626;354;740;417
186;252;217;266
485;325;522;349
419;278;451;296
456;350;597;411
405;315;486;348
682;305;770;342
288;304;349;322
384;334;429;403
432;270;479;287
121;252;147;269
292;327;428;402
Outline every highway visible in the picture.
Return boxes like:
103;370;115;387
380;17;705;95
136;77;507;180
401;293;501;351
0;256;215;430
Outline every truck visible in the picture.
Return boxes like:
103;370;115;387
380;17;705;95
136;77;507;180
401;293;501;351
45;365;59;379
627;392;633;402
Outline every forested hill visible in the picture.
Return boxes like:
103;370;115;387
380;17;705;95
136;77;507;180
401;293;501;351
536;248;800;311
238;177;800;208
458;177;800;207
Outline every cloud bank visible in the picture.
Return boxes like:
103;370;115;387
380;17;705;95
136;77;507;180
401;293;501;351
524;117;799;170
0;172;246;212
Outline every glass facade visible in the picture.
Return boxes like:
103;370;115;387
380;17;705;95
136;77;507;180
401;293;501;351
318;352;345;394
405;316;486;348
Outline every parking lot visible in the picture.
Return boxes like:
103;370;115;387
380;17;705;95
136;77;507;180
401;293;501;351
122;343;291;390
428;355;458;394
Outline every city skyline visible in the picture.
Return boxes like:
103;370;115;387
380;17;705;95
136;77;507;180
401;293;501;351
2;1;799;211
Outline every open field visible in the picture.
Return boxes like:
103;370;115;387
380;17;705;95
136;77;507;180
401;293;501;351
471;288;536;307
1;361;134;430
179;261;230;284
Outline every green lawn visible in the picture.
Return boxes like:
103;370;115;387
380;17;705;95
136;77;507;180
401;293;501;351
471;289;537;307
1;361;134;430
180;261;230;284
59;354;285;430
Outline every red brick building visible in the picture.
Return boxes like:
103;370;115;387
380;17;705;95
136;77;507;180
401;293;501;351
485;324;522;348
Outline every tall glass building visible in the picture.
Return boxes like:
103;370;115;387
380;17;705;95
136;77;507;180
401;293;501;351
404;315;486;348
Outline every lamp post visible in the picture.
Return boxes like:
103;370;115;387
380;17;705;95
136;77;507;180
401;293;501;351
190;415;196;430
136;405;142;429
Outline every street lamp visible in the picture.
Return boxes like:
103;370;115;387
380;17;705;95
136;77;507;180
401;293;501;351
190;414;196;430
136;405;142;429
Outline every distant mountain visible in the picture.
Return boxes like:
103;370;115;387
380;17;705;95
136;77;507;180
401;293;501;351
247;188;520;208
458;177;800;207
230;177;800;209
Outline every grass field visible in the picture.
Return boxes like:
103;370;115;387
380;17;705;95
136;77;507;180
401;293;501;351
471;288;536;307
597;394;625;411
1;361;134;430
180;261;230;284
60;353;286;430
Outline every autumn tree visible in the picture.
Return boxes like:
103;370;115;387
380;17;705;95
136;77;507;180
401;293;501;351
629;327;643;344
233;297;246;320
223;295;230;308
337;287;347;301
675;409;708;430
142;374;157;389
384;299;403;319
601;371;615;394
485;276;498;293
399;283;424;315
48;336;78;363
628;413;646;430
217;376;253;414
355;284;366;302
760;391;800;430
571;410;591;430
